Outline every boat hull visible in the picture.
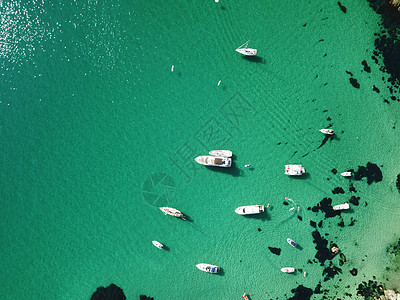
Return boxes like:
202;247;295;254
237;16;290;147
159;207;186;219
196;263;220;274
281;267;295;273
333;203;350;211
152;240;164;249
195;156;232;167
320;129;334;135
235;48;257;56
235;205;264;215
285;165;305;175
209;150;232;158
341;172;352;177
287;238;297;247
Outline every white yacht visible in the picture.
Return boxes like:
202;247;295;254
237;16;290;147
285;165;305;175
194;155;232;167
341;172;352;177
235;205;264;215
209;150;232;158
287;238;297;247
320;128;334;135
281;267;295;273
333;203;350;211
235;40;257;56
159;207;187;220
152;240;164;249
196;263;220;274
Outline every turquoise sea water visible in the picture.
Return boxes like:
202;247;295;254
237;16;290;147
2;0;400;299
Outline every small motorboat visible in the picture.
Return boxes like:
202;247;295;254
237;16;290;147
152;240;164;249
281;267;295;273
285;164;305;176
341;172;352;177
320;129;334;135
196;263;220;274
235;205;264;215
333;203;350;211
209;150;232;158
287;238;297;247
242;293;249;300
194;156;232;168
235;40;257;56
159;207;187;220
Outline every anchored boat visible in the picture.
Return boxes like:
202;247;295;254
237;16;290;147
235;40;257;56
333;203;350;211
235;205;264;215
152;240;164;249
320;128;334;135
341;172;352;177
285;165;305;176
195;155;232;167
159;207;187;220
209;150;232;158
196;263;220;274
287;238;298;247
281;267;295;273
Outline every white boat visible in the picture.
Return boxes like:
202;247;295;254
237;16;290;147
235;40;257;56
196;263;220;274
281;267;295;273
333;203;350;211
320;128;334;135
209;150;232;158
235;205;264;215
152;240;164;249
285;165;305;176
242;293;249;300
159;207;187;220
287;238;297;247
194;155;232;167
341;172;352;177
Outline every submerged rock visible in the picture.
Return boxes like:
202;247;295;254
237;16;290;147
356;280;385;298
350;268;358;276
312;230;334;265
140;296;154;300
323;264;342;281
349;196;360;206
91;284;126;300
289;285;314;300
332;187;345;194
396;174;400;193
268;247;281;256
353;162;383;184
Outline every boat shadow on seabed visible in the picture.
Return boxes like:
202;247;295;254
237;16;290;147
241;55;266;64
206;162;242;177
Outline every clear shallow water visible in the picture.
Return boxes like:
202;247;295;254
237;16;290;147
1;0;400;299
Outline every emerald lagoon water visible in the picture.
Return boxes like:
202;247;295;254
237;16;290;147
1;0;400;299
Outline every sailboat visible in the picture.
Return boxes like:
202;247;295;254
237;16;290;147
235;40;257;56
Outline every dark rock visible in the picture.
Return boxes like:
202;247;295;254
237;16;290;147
396;174;400;193
312;230;335;265
91;284;126;300
349;183;357;193
338;220;345;227
258;228;262;232
338;2;347;13
283;201;289;205
323;265;342;281
331;168;337;174
350;268;358;276
298;216;303;221
318;220;323;228
373;85;380;93
353;162;383;184
350;78;360;88
348;218;356;226
312;198;341;218
310;220;317;228
356;280;385;298
289;285;313;300
140;296;154;300
362;60;371;72
332;187;345;194
268;247;281;255
349;196;360;206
